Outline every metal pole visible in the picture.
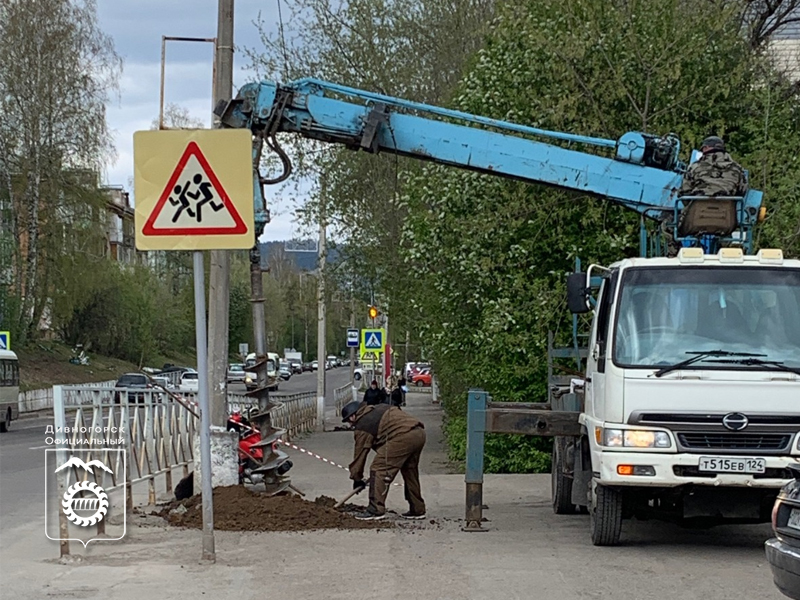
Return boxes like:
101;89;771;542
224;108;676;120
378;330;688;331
159;36;166;129
208;0;235;429
384;309;390;384
316;212;327;431
193;251;215;561
349;295;355;382
251;250;267;376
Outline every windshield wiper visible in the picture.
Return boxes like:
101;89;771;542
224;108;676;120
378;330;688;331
653;350;766;378
702;357;800;376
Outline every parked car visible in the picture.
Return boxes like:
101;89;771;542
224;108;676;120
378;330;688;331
289;360;302;375
279;362;292;380
411;370;432;387
408;363;431;381
302;362;314;372
311;361;318;371
114;373;150;403
227;363;246;383
766;465;800;599
180;371;199;392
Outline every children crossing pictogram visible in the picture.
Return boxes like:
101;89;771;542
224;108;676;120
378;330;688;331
142;141;248;236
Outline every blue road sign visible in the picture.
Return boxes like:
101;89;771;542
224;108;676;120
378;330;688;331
361;328;385;352
0;331;8;351
346;328;359;347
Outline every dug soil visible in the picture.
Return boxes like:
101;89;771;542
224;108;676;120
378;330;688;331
158;486;391;532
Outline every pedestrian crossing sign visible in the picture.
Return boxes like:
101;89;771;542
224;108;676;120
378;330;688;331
361;328;385;353
0;331;8;350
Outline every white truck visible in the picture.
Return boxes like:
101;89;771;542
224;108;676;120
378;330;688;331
245;352;280;391
555;247;800;545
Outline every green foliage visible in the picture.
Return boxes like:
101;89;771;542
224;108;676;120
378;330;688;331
401;0;800;472
59;263;194;365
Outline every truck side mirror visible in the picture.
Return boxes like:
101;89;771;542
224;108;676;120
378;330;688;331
566;272;591;314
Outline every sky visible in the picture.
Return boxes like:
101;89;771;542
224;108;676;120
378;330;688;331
96;0;307;242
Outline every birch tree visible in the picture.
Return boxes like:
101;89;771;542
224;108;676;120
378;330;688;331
0;0;121;342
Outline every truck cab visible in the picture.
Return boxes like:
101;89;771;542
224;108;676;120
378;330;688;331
245;352;280;391
563;248;800;544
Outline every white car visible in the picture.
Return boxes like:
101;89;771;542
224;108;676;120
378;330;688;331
180;371;199;392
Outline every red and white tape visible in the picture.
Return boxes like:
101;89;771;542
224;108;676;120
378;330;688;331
278;439;349;472
277;439;403;486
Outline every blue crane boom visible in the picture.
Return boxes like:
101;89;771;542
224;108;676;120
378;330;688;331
216;77;763;254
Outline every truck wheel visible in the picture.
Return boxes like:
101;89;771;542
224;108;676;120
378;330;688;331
0;409;9;432
551;438;576;514
590;484;623;546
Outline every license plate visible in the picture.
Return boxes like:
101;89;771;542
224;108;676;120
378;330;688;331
788;509;800;531
698;456;766;474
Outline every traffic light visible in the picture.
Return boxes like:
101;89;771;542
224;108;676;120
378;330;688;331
368;306;379;319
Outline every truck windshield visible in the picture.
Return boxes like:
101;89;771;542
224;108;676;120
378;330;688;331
613;267;800;370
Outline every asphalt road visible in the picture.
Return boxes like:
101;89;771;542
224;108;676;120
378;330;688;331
228;365;356;400
0;415;56;536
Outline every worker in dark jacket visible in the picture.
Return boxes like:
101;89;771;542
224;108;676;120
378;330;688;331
362;379;386;406
679;136;747;198
341;400;426;520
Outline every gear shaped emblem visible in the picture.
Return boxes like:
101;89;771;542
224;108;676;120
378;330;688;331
62;481;109;527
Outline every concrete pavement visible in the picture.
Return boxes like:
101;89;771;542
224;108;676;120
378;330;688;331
0;391;785;600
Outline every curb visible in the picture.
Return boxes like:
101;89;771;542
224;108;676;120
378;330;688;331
19;409;54;420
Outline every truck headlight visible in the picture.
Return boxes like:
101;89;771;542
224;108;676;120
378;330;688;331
598;427;671;448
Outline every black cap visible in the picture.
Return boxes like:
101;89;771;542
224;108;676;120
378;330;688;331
341;401;361;422
701;136;725;152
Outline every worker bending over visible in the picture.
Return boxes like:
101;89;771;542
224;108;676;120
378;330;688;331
341;401;426;521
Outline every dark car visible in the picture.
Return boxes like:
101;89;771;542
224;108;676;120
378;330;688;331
302;362;313;372
289;360;302;375
114;372;150;403
766;465;800;599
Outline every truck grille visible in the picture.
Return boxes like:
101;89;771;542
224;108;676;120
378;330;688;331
677;432;791;451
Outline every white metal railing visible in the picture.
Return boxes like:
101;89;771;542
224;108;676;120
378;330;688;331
52;385;197;555
226;391;317;440
52;385;319;511
19;380;114;413
334;382;358;416
270;392;317;439
57;386;197;504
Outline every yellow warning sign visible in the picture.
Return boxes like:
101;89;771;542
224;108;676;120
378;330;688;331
360;351;379;362
134;130;255;251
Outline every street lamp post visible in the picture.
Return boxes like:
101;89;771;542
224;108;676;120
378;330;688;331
316;210;327;432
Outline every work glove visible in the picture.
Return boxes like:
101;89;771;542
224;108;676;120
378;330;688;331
353;479;367;492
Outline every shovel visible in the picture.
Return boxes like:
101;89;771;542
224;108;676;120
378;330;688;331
334;485;366;509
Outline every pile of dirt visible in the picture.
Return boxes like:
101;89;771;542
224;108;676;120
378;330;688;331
158;486;391;532
313;495;363;512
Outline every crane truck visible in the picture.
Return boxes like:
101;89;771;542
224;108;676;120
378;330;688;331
216;78;800;545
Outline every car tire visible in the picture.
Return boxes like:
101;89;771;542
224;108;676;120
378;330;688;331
416;380;423;387
590;484;623;546
551;438;577;515
0;409;10;433
354;372;362;381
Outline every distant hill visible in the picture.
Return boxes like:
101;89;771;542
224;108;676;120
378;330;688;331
259;241;339;272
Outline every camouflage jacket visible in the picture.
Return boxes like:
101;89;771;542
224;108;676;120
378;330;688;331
678;151;747;198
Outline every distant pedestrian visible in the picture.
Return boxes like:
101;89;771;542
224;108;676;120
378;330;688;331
363;380;386;406
389;377;404;407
